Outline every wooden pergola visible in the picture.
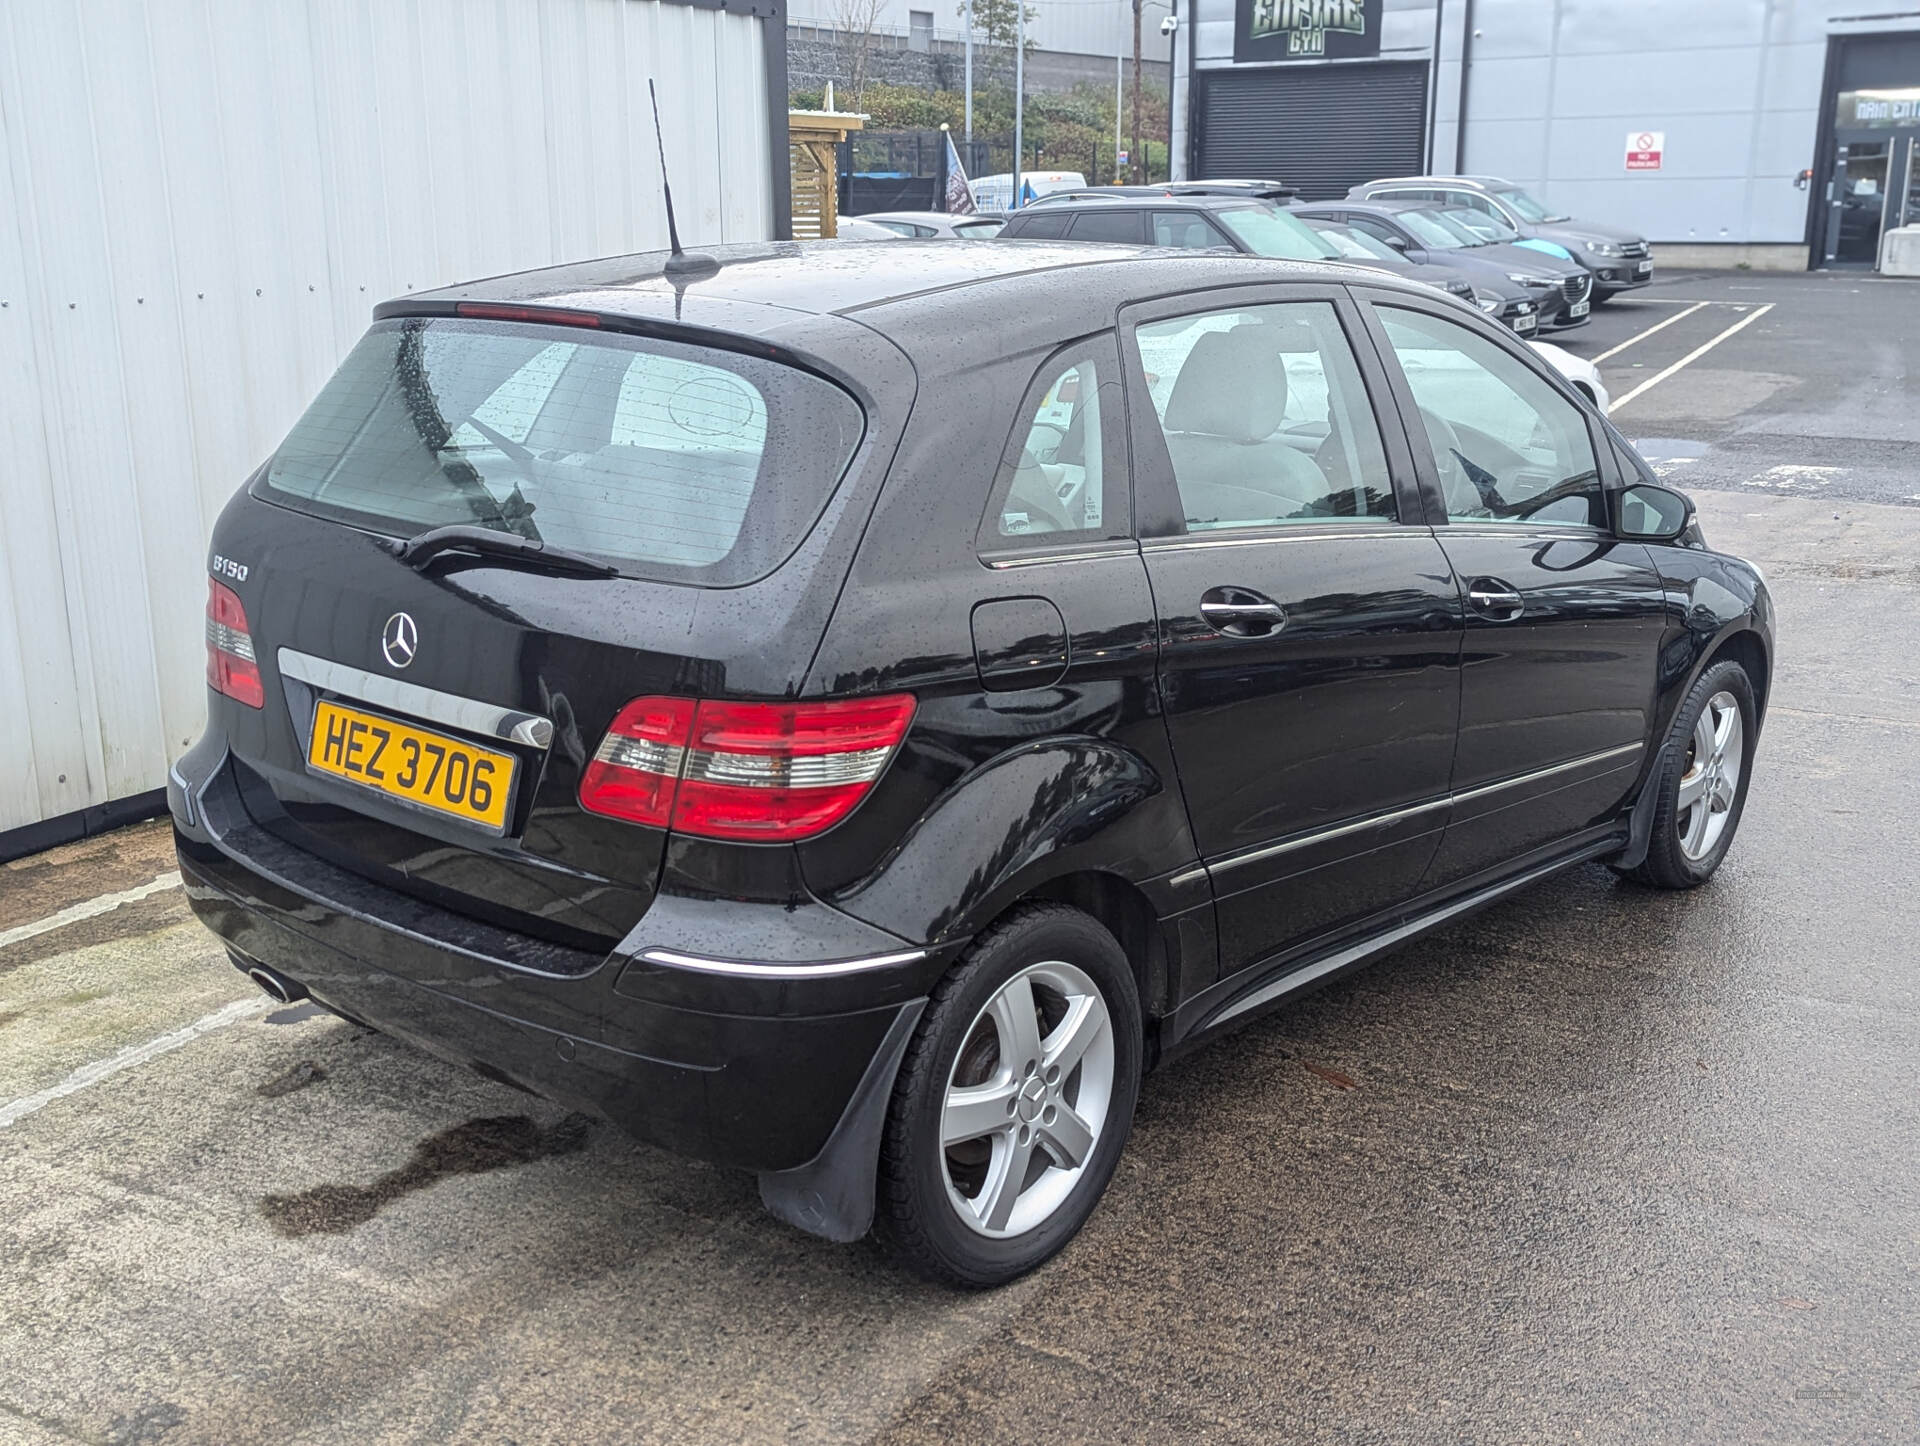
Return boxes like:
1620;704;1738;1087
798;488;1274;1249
788;109;865;240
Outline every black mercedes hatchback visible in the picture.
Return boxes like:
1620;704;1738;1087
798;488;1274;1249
174;241;1773;1286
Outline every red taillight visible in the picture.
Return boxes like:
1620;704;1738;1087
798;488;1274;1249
576;696;696;829
204;578;263;708
577;694;916;841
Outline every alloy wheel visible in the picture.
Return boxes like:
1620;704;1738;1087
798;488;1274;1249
940;960;1115;1239
1677;689;1744;861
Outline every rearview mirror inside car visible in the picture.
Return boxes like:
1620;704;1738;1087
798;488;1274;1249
1616;482;1694;541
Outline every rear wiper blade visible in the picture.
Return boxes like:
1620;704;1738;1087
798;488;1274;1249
387;524;620;577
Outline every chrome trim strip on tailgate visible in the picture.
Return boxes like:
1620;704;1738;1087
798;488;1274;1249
276;647;554;750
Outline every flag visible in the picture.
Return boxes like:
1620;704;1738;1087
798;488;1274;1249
943;133;975;214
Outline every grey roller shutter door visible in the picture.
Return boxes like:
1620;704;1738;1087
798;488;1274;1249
1196;62;1428;202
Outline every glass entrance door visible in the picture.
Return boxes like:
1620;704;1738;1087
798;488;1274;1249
1825;131;1917;267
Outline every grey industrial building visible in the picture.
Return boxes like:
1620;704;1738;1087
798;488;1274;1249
1167;0;1920;270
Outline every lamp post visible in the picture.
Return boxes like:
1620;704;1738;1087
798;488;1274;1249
1012;0;1025;206
964;0;973;144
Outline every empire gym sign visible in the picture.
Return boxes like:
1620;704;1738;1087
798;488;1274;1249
1234;0;1383;62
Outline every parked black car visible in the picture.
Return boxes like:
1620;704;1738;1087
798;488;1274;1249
175;241;1771;1287
1350;176;1654;299
1001;192;1479;306
1294;199;1593;331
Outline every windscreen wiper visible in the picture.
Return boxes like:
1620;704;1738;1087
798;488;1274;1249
387;523;620;577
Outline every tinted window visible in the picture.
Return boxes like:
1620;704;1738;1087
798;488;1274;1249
953;219;1005;239
1067;210;1144;243
1136;302;1394;530
259;318;865;585
1011;211;1070;239
1153;212;1231;249
1379;307;1604;526
984;347;1120;545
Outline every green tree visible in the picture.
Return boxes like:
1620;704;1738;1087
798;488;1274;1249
959;0;1036;52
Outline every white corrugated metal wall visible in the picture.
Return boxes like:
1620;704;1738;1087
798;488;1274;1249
0;0;775;843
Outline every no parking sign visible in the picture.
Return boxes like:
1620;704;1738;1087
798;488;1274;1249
1626;131;1665;170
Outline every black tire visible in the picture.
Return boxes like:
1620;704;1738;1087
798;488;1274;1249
1617;659;1757;889
874;903;1142;1288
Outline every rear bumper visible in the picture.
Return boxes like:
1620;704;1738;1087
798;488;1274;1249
172;746;951;1179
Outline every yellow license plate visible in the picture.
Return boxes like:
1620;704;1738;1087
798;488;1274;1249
307;701;515;831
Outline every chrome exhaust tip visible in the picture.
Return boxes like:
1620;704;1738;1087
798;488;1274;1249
246;965;308;1005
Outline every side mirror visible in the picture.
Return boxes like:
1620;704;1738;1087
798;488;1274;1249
1381;233;1409;252
1615;482;1694;541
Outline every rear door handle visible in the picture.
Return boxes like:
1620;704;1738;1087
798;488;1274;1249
1466;577;1525;620
1199;586;1288;638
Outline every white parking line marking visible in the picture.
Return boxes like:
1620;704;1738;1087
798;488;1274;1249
1590;301;1712;363
1608;304;1776;412
0;871;183;953
0;997;272;1129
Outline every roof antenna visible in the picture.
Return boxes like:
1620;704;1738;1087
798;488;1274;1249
650;80;718;280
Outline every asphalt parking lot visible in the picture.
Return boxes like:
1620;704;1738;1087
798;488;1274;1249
4;267;1919;1446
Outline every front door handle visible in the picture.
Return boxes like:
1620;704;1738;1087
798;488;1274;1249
1466;577;1525;620
1199;586;1288;638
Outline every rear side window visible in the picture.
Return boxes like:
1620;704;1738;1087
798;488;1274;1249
1010;212;1070;239
258;318;865;586
1067;210;1144;243
980;341;1126;550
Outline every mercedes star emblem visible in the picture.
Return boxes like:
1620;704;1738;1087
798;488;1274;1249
381;612;418;670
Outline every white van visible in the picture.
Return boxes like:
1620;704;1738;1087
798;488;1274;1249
969;171;1087;212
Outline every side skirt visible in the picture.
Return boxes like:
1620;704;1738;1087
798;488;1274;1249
1167;828;1627;1052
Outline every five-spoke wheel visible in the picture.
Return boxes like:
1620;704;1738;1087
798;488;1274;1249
876;904;1141;1287
1619;659;1757;889
940;960;1115;1239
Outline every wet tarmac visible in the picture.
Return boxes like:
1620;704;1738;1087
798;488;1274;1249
2;270;1917;1443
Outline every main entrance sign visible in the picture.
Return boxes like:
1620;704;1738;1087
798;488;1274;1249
1234;0;1384;63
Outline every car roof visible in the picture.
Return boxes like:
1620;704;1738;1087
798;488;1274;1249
1362;176;1514;193
1021;192;1260;212
1298;199;1443;218
380;240;1444;379
864;210;1004;224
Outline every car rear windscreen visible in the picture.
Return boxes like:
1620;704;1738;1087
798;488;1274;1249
256;317;866;586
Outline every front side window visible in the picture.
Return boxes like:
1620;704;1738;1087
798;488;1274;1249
260;318;864;584
1348;216;1409;250
984;350;1117;544
1379;307;1603;526
1153;212;1232;249
1439;206;1518;244
1136;302;1394;530
1397;209;1475;250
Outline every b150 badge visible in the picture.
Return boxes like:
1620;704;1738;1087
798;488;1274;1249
211;554;249;583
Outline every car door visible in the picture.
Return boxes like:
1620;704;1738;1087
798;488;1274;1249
1356;289;1669;889
1121;285;1463;985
